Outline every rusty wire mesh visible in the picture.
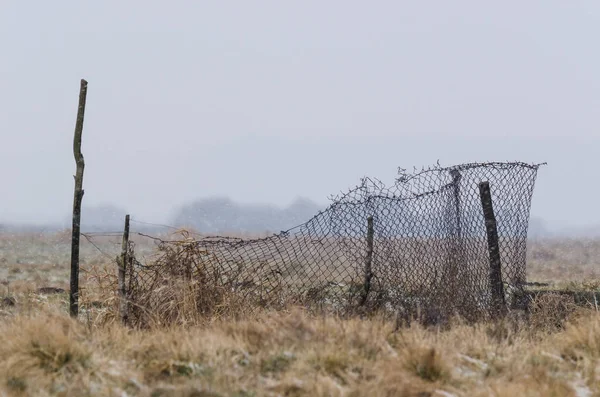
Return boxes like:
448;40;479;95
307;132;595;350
125;162;543;326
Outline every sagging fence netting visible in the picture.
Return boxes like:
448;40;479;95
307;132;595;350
123;162;543;327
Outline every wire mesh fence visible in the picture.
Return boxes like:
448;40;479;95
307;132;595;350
124;162;543;327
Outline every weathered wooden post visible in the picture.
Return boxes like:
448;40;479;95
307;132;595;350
478;181;507;317
444;169;463;303
70;79;88;318
360;216;374;306
118;214;130;325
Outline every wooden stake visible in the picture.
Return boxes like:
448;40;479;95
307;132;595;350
360;216;374;306
70;79;88;318
119;214;130;325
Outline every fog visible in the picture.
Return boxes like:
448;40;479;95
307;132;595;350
1;2;599;234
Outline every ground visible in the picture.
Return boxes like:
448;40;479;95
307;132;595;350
0;232;599;396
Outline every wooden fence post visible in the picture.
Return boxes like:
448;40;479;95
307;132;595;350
447;169;463;290
118;214;130;325
450;169;462;239
360;216;374;306
70;79;88;318
478;181;507;317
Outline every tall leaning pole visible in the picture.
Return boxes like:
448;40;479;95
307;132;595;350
70;79;88;318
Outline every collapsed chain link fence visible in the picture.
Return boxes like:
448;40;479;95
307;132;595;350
125;162;543;327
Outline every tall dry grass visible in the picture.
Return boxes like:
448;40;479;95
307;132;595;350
0;301;598;396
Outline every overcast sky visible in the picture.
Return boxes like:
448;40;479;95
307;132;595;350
1;1;599;229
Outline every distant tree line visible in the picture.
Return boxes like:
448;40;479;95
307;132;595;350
58;197;324;234
173;197;322;234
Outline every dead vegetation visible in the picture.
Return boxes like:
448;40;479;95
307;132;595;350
0;298;598;396
1;232;600;396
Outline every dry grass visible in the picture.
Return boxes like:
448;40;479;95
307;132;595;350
1;233;600;396
0;303;598;396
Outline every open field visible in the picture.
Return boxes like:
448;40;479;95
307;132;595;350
3;232;599;293
1;232;600;396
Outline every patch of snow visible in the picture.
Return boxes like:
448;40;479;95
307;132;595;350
434;390;458;397
571;373;593;397
457;353;489;371
540;351;564;362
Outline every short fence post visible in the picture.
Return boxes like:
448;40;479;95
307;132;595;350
118;214;130;325
360;216;374;306
478;181;507;317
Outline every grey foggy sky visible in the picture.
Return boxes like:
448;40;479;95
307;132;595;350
1;1;599;228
